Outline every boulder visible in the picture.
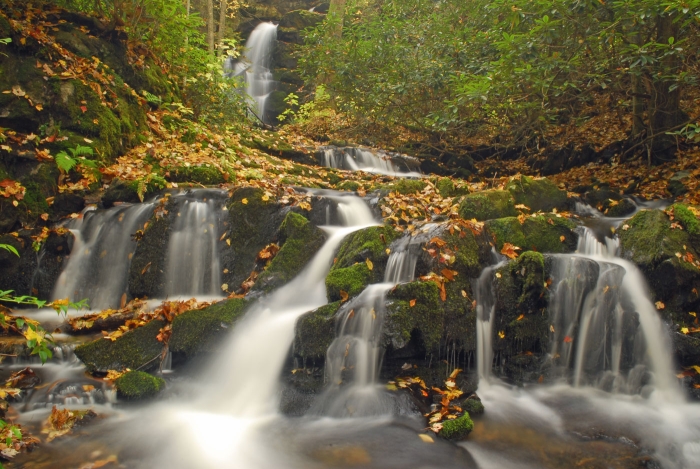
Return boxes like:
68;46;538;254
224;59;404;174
667;171;690;197
325;263;372;302
505;175;567;212
438;412;474;441
384;281;443;353
293;301;341;364
458;190;516;221
485;215;578;253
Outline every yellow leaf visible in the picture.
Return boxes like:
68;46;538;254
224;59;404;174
366;258;373;271
517;314;524;321
560;235;566;242
24;327;45;345
681;327;689;334
690;312;697;317
655;301;665;310
409;299;416;307
418;434;434;443
241;198;248;205
385;248;391;255
340;290;349;302
550;325;555;333
498;330;505;339
461;290;467;298
221;283;229;292
495;272;502;278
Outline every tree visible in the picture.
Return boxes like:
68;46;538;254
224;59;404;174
207;0;215;54
217;0;227;56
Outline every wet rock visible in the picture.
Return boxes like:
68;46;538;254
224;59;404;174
102;179;140;207
52;192;85;218
254;212;326;292
115;370;165;400
166;164;226;185
332;225;399;278
127;200;172;299
294;301;341;364
667;171;690;197
606;197;637;217
168;299;250;358
619;209;700;317
505;175;568;212
458;190;517;221
435;177;469;198
485;214;579;254
461;395;484;415
279;9;324;31
385;281;443;353
325;263;372;302
75;320;164;373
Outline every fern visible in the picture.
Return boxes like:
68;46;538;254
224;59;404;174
70;144;93;158
55;151;77;173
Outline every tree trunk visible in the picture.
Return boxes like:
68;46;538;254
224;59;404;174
207;0;215;54
328;0;347;37
649;14;685;163
631;33;645;136
218;0;227;56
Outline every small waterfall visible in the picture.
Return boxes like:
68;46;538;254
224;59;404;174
164;190;226;298
199;192;377;417
227;22;278;123
311;235;419;417
52;203;154;309
320;146;422;177
545;227;680;396
475;264;503;383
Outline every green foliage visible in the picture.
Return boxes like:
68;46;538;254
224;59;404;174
299;0;700;145
55;144;94;173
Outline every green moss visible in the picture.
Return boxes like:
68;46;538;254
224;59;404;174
486;215;578;253
325;263;372;301
505;175;567;212
439;413;474;440
166;164;225;185
254;212;326;292
115;371;165;400
74;320;164;373
459;190;516;221
337;180;360;192
333;225;399;271
462;398;484;415
378;179;427;195
294;301;341;361
385;281;443;351
671;203;700;236
169;299;248;357
19;164;57;216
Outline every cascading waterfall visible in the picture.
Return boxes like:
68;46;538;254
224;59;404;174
52;202;154;309
226;22;278;123
163;190;227;298
475;262;505;383
320;146;422;177
310;233;421;417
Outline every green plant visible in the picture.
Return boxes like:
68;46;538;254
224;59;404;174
141;90;162;106
55;144;95;173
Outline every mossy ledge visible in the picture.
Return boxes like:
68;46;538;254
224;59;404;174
505;175;567;212
293;301;342;364
438;412;474;441
115;371;165;400
458;190;516;221
485;214;578;253
326;263;373;302
385;281;443;352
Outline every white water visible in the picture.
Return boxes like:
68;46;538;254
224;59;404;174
228;22;278;123
164;191;226;297
321;147;422;177
52;203;153;309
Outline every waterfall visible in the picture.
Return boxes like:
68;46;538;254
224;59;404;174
227;22;278;123
52;203;154;310
198;192;377;416
310;234;420;417
320;146;422;177
164;190;226;298
475;263;504;383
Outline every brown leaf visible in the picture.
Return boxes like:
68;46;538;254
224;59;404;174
500;242;521;259
340;290;349;302
409;299;416;307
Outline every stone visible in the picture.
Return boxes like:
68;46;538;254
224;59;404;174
458;190;517;221
505;175;568;213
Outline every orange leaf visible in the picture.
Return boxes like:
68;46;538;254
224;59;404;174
80;105;87;113
429;237;447;248
441;269;458;281
500;242;521;259
439;283;446;302
409;299;416;307
563;336;573;343
340;290;349;302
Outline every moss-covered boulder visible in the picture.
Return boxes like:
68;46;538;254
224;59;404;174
219;187;287;292
385;281;443;352
254;212;326;292
438;412;474;441
115;371;165;400
333;225;399;277
619;209;700;321
461;397;485;415
505;175;567;212
127;200;172;299
325;263;373;302
75;320;164;373
435;177;469;198
166;164;226;185
492;252;549;371
458;190;516;221
293;301;341;364
376;178;427;195
169;299;248;357
485;214;578;253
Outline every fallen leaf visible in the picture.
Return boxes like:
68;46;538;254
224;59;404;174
516;314;524;321
409;299;416;307
500;242;521;259
418;434;434;443
498;330;505;339
656;301;665;310
366;258;373;271
241;198;248;205
80;105;87;113
560;235;566;242
563;336;573;343
340;290;349;302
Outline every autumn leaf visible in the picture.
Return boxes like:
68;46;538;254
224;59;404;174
429;237;447;248
516;314;524;321
655;301;665;310
500;242;521;259
498;330;505;339
80;105;88;113
340;290;349;302
441;269;458;281
365;258;374;271
560;235;566;242
409;299;416;307
439;282;446;301
563;336;573;343
241;198;248;205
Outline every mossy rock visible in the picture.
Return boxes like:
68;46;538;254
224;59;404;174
337;180;360;192
127;200;172;299
438;412;474;440
333;225;399;275
220;187;287;292
377;179;427;195
169;299;248;357
293;301;341;363
74;320;164;373
325;263;372;302
385;281;443;352
461;398;484;415
102;179;141;207
279;9;325;30
254;212;326;292
458;190;516;221
619;209;700;320
492;252;549;362
18;163;57;218
435;177;469;198
166;164;225;185
115;371;165;400
670;203;700;236
485;215;578;253
505;175;567;212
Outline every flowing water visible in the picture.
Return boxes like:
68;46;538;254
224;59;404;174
320;146;422;177
226;22;278;123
